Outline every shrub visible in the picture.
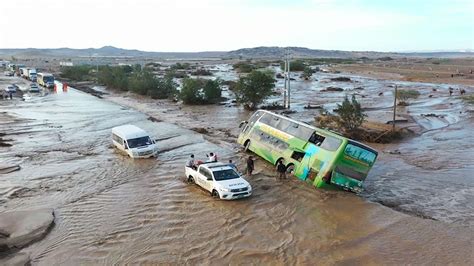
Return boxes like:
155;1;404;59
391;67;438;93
179;78;222;104
149;77;178;99
170;62;191;70
129;69;157;95
301;67;314;80
60;65;94;81
461;94;474;104
233;62;256;73
396;89;420;105
334;95;367;132
234;70;275;110
280;60;306;71
192;68;213;76
98;66;129;91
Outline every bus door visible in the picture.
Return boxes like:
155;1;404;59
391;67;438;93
288;148;310;180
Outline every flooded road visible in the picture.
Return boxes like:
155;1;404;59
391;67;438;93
1;78;473;264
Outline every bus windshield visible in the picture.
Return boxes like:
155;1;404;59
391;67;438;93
344;144;377;166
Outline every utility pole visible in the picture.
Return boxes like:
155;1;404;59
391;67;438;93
283;53;287;108
287;48;291;109
283;48;291;109
392;85;397;132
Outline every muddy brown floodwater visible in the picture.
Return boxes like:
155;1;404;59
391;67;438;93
0;76;473;264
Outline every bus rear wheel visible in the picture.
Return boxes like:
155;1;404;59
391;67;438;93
286;164;295;175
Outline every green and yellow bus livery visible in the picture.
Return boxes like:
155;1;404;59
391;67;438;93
237;110;378;193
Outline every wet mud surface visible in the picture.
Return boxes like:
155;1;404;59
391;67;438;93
1;73;473;264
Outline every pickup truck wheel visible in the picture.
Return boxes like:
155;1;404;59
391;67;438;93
188;176;195;184
211;190;219;198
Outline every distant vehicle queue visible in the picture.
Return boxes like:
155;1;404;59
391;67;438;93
6;63;54;88
112;110;378;200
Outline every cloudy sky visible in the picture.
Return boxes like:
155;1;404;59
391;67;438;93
0;0;472;52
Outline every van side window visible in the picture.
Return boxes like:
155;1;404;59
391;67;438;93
112;134;123;143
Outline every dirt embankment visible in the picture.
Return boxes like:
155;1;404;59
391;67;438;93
332;58;474;86
61;80;107;98
315;115;414;143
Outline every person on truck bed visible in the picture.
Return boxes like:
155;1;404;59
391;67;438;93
207;152;217;162
186;154;196;169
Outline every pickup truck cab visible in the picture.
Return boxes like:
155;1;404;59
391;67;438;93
185;162;252;200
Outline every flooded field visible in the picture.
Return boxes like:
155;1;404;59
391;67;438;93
1;71;473;264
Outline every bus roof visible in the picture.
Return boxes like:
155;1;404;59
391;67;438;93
257;109;346;140
112;125;149;140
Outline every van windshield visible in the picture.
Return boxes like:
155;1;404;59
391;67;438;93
127;136;152;148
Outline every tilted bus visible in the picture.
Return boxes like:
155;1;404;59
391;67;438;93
37;73;55;88
237;110;378;193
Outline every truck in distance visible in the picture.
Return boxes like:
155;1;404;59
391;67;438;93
37;73;55;88
185;162;252;200
27;68;37;81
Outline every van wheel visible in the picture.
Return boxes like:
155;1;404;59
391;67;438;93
211;190;219;198
244;140;251;152
188;176;195;184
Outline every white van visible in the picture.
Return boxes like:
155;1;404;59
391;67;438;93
111;125;158;158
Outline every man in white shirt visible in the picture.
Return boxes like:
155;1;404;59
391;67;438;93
207;152;217;162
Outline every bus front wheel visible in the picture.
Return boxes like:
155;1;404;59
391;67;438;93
244;140;251;152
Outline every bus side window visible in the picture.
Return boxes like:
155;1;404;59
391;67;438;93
309;132;325;146
291;151;305;162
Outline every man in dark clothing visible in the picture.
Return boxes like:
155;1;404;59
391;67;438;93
277;160;287;180
246;156;254;176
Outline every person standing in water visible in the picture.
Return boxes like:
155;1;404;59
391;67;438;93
276;160;287;180
246;156;254;176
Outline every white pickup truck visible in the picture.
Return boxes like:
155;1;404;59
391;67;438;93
185;162;252;200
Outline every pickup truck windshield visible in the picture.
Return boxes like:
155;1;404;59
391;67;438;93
127;136;152;148
213;169;240;181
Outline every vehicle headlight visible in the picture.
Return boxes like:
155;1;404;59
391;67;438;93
247;185;252;191
220;187;230;192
